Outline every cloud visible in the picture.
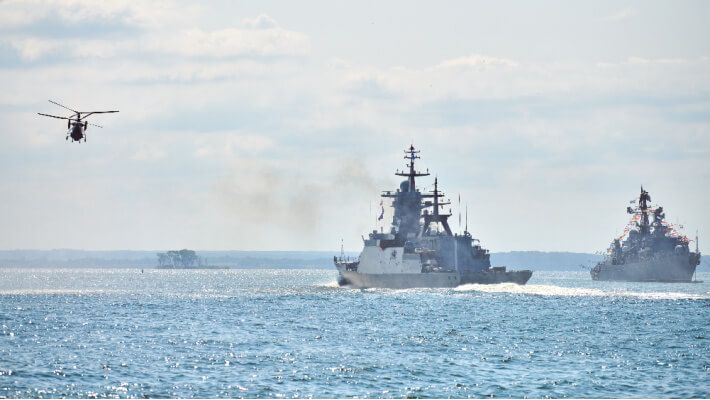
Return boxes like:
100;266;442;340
194;132;274;159
435;54;519;69
242;14;279;30
4;37;139;61
152;26;310;59
335;55;710;106
343;73;399;99
8;38;61;61
132;144;167;161
1;11;310;64
601;7;637;22
0;0;190;31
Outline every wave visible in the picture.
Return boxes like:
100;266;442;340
454;283;710;300
316;280;341;288
0;289;127;296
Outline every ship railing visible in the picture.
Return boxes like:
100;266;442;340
335;255;359;265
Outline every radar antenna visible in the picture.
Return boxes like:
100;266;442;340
395;144;430;191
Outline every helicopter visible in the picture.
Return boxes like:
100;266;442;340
37;100;119;142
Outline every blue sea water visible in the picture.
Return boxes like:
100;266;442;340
0;268;708;398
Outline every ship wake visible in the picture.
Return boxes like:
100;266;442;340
454;283;710;300
316;280;342;288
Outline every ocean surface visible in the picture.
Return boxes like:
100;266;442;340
0;268;708;398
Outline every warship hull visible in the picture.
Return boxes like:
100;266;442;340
337;267;532;289
591;253;699;282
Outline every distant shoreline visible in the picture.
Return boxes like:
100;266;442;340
154;265;229;270
0;249;706;271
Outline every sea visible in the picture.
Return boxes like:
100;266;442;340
0;268;708;398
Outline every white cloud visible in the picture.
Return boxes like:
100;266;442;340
194;133;274;159
0;0;192;29
435;54;519;69
242;14;279;30
8;38;61;61
132;144;167;161
120;60;301;84
2;12;310;62
343;72;399;99
5;37;138;60
152;25;310;58
0;3;36;29
335;55;710;105
601;7;637;22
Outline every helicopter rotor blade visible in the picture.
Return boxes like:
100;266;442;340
38;112;71;120
81;110;119;119
48;100;79;114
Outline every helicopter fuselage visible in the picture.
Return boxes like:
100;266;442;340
68;121;86;142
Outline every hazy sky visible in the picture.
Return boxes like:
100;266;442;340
1;0;708;253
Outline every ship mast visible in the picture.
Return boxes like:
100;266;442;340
421;177;453;236
638;186;651;234
395;144;430;191
381;144;431;239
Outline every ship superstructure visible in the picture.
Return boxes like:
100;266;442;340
591;187;701;282
334;145;532;288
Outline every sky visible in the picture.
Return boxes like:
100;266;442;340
0;0;708;253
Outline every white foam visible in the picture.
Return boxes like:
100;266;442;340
628;291;709;300
0;289;125;296
454;283;710;300
455;283;606;297
316;280;341;288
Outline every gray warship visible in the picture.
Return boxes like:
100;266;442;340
334;145;532;289
591;187;701;282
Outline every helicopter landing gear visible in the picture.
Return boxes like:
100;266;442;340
65;136;68;141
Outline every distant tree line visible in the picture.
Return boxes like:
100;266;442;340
156;249;201;268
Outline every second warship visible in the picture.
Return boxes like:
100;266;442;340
591;187;701;282
334;145;532;289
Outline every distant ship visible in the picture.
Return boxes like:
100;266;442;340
334;145;532;289
591;187;701;282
